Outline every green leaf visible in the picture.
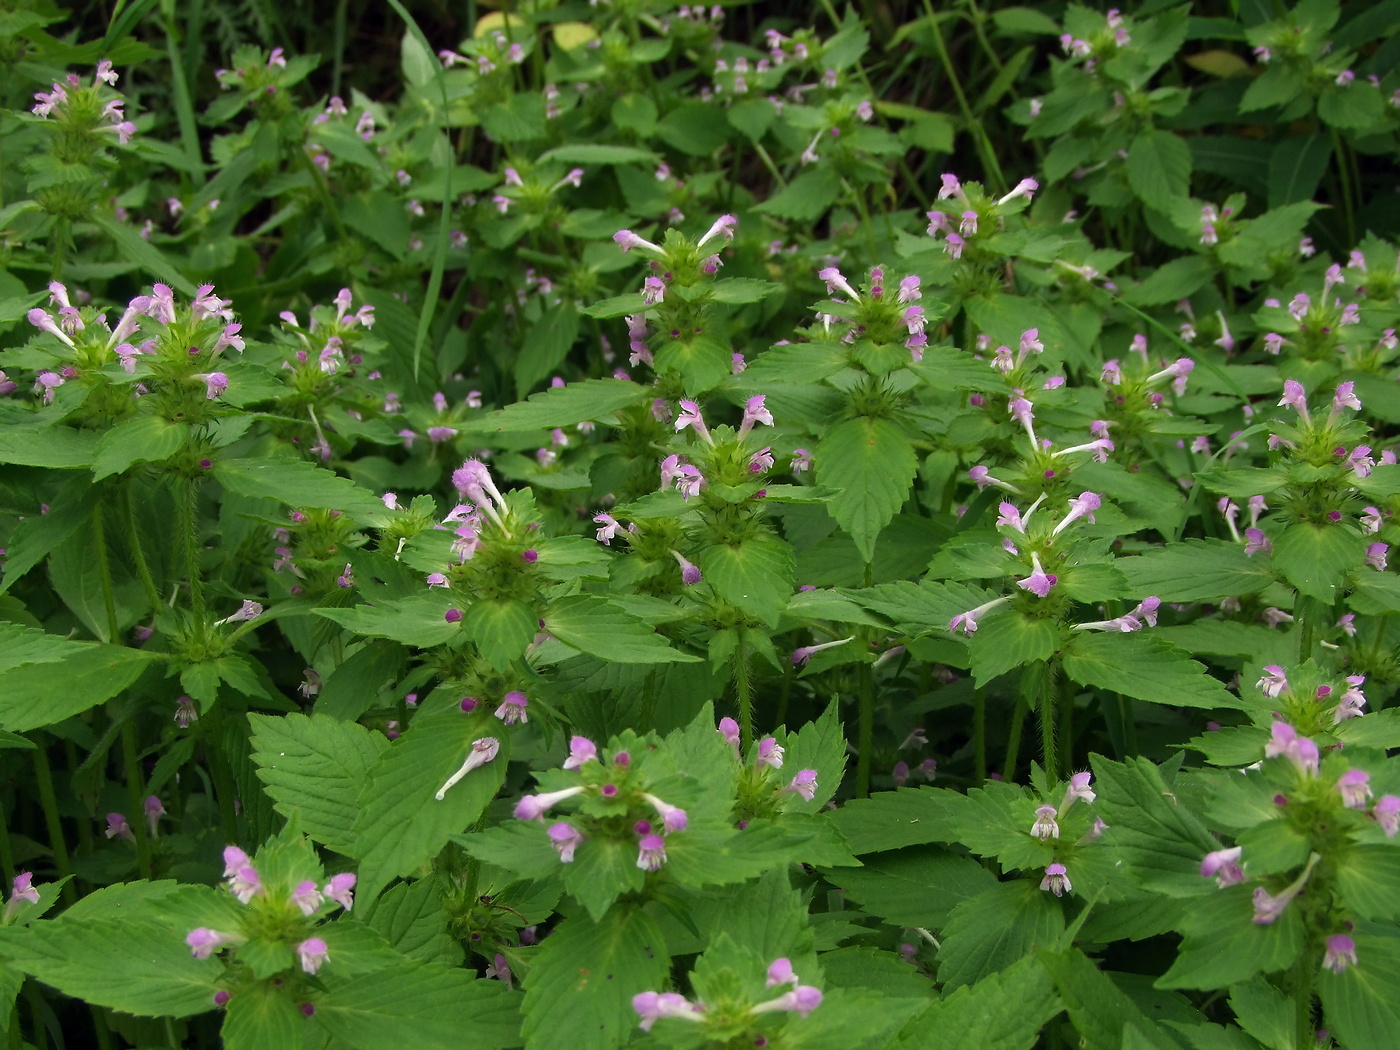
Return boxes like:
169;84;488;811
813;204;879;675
214;458;385;519
545;595;698;663
248;713;390;856
318;964;522;1050
967;612;1059;686
0;643;155;732
656;104;730;155
316;594;462;648
781;701;848;810
1271;523;1365;601
0;919;222;1017
0;426;99;468
828;787;961;854
1158;886;1304;990
699;535;795;628
1122;256;1215;307
515;302;580;397
91;416;189;480
825;846;996;929
520;909;669;1050
1127;131;1193;204
1117;539;1275;602
1089;755;1219;896
1316;925;1400;1050
360;878;464;966
1039;949;1178;1050
652;333;733;392
1227;977;1293;1050
536;144;658;165
935;881;1066;991
818;418;918;562
0;622;90;673
1268;133;1332;209
1334;847;1400;921
710;278;781;304
476;379;647;432
753;166;843;221
895;957;1060;1050
1063;634;1240;710
728;97;777;142
222;981;307;1050
465;598;539;670
350;712;509;899
90;212;197;296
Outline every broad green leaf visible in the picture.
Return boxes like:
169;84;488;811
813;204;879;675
465;598;538;670
475;379;647;432
222;981;307;1050
781;701;848;810
828;787;961;854
1063;634;1241;710
728;97;777;142
316;594;462;648
967;611;1059;686
753;166;843;221
0;643;155;732
0;426;99;468
91;416;188;480
515;302;580;397
0;919;222;1017
248;713;390;855
652;333;733;392
848;580;998;636
1040;949;1179;1050
785;987;928;1050
1227;977;1293;1050
1122;256;1215;307
934;880;1066;991
818;417;918;562
0;622;88;673
350;711;509;899
1117;539;1274;601
544;594;698;663
47;526;147;641
536;144;658;165
360;879;464;966
520;909;669;1050
656;103;730;155
1334;847;1400;921
1090;755;1219;896
214;458;385;519
1158;886;1304;990
711;278;781;304
318;964;522;1050
690;867;810;962
699;535;795;627
1268;133;1332;208
1316;925;1400;1050
895;957;1059;1050
314;640;407;720
1271;523;1364;601
825;846;996;929
1127;131;1192;204
90;212;197;295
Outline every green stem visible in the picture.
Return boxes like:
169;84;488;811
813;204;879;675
123;482;162;613
1003;698;1027;781
843;178;879;260
973;688;986;785
1057;664;1074;778
857;661;875;799
1330;128;1356;247
920;0;1006;192
179;477;205;622
1039;661;1059;782
734;628;753;752
202;712;239;844
1296;595;1321;663
121;720;153;879
163;16;205;184
26;983;47;1050
1293;949;1315;1050
91;498;121;644
331;0;349;98
31;743;75;904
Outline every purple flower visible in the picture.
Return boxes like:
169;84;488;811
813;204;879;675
1060;771;1095;811
751;985;823;1018
948;597;1009;635
1336;676;1367;722
817;267;860;301
1257;666;1288;698
1265;721;1319;776
791;636;853;666
1337;769;1372;810
757;737;785;768
563;736;597;769
613;229;664;256
643;794;688;833
642;276;666;305
515;786;585;821
1366;543;1388;571
786;769;818;801
8;873;40;908
1333;382;1362;414
738;395;774;439
291;880;323;916
296;938;329;975
718;717;740;752
1040;862;1071;896
696;214;737;249
324;872;356;910
767;957;798;988
670;550;702;585
228;864;262;904
675;399;712;443
636;833;668;871
1016;552;1057;598
105;813;134;842
548;822;584;863
1031;805;1059;840
434;736;501;800
186;928;236;960
1051;492;1101;538
791;448;812;473
633;991;704;1031
594;512;621;544
1323;934;1358;974
1278;380;1309;420
1201;846;1245;887
1373;795;1400;837
495;692;529;725
1244;529;1272;557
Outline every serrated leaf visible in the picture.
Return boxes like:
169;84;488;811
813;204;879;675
351;712;509;900
248;713;389;855
0;426;99;469
1158;886;1303;990
465;598;539;670
1117;539;1275;602
968;611;1059;686
0;919;222;1017
753;166;843;221
0;643;156;732
214;458;385;518
1127;130;1193;204
318;964;522;1050
545;594;698;663
1039;949;1178;1050
316;594;462;648
818;417;918;562
828;787;961;854
90;416;189;480
515;302;580;397
1334;847;1400;921
520;909;668;1050
895;956;1059;1050
1316;924;1400;1050
1271;523;1364;601
699;535;795;627
476;379;647;431
935;882;1066;992
825;846;996;929
222;981;306;1050
1063;634;1239;710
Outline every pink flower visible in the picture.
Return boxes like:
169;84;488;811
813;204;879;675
1060;771;1095;810
757;737;785;768
1016;552;1057;598
1031;805;1059;840
738;395;774;439
594;512;621;544
636;833;668;870
1323;934;1357;974
948;597;1009;635
105;813;134;842
8;873;40;908
495;691;529;725
751;985;823;1018
766;957;798;988
671;550;702;585
1040;862;1071;896
563;736;597;769
613;229;663;256
817;267;860;301
1373;795;1400;837
791;636;853;666
1256;666;1288;698
786;770;818;801
296;938;329;975
1201;846;1245;887
196;372;229;399
433;736;501;801
186;928;236;960
718;717;740;752
324;872;356;910
228;865;262;904
1243;528;1271;557
642;794;688;833
1050;492;1101;538
1264;721;1318;776
1337;769;1372;810
633;991;704;1031
548;822;584;863
291;880;323;916
1278;380;1309;419
696;214;737;249
514;786;585;821
1366;543;1388;571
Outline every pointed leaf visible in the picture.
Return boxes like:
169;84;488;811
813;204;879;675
1063;634;1240;710
544;595;698;663
818;417;918;562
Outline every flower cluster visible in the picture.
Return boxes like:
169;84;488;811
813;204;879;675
633;955;822;1034
31;60;136;146
1032;772;1103;898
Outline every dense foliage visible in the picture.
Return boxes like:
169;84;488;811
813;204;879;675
2;1;1400;1048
